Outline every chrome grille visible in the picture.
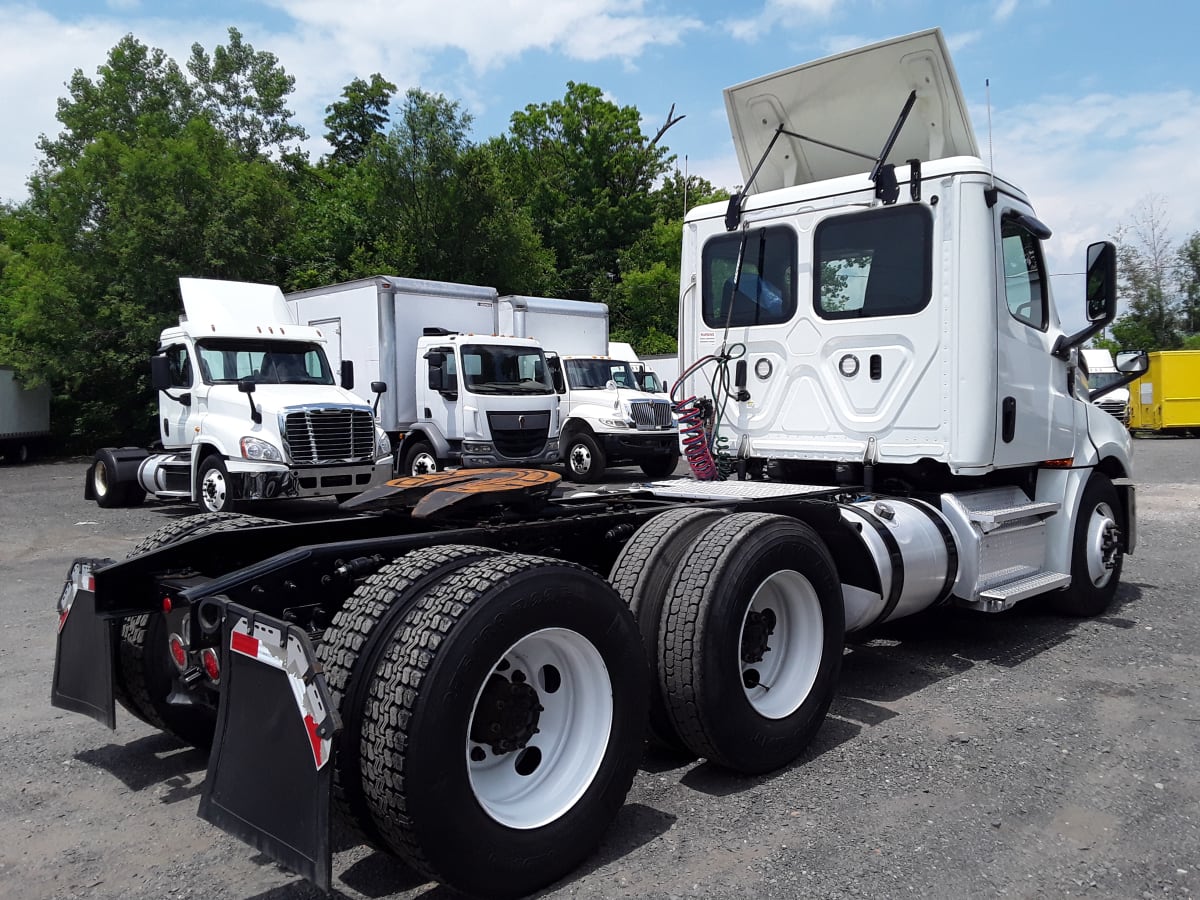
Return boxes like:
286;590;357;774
1096;400;1128;423
284;408;375;464
629;399;673;430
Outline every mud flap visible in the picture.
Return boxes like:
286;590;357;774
51;559;116;729
198;601;341;891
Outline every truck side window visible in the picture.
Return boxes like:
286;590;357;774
1000;216;1048;330
814;205;932;319
701;226;796;328
165;344;193;387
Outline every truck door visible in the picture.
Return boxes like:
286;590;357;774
307;317;343;382
991;211;1076;466
422;346;461;440
158;342;200;450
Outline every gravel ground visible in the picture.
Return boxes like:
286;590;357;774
1;442;1197;900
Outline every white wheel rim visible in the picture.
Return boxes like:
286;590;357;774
1085;500;1119;587
738;569;824;720
569;443;592;475
412;451;437;475
201;468;227;512
94;462;109;497
467;627;612;829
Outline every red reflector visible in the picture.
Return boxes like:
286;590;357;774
304;713;323;767
200;647;220;683
231;630;260;658
86;575;95;592
167;633;187;670
162;596;173;613
58;609;69;633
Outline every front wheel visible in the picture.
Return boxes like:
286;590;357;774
197;455;243;513
361;554;647;898
639;454;679;479
1051;473;1124;617
401;440;441;477
563;432;605;483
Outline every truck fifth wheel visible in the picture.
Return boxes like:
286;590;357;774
51;28;1149;898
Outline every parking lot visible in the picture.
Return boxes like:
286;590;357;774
2;443;1198;899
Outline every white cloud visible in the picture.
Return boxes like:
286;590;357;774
988;90;1200;327
725;0;841;43
993;0;1019;23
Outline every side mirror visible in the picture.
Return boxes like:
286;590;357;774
1116;350;1149;376
371;381;387;395
150;355;171;392
427;362;443;392
340;359;355;391
1085;241;1118;323
237;377;262;424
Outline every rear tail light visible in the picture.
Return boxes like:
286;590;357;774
167;633;188;671
200;647;221;684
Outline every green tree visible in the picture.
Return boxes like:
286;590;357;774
1111;196;1183;351
1176;232;1200;338
496;82;674;301
3;34;298;448
187;26;307;158
324;74;396;167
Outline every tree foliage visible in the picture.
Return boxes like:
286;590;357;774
1110;195;1200;351
0;31;724;451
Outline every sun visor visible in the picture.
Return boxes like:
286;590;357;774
723;28;979;193
178;277;297;330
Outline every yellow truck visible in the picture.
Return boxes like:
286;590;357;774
1128;350;1200;434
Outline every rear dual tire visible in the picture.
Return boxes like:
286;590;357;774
326;551;647;899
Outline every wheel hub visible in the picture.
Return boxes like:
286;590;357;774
741;607;777;664
469;672;543;754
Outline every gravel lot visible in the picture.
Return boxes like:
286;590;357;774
2;442;1198;900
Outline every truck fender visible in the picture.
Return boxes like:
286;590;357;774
189;443;226;503
84;447;149;500
398;426;452;460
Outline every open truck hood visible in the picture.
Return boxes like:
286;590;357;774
724;28;979;193
178;278;323;340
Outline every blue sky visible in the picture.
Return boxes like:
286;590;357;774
2;0;1199;323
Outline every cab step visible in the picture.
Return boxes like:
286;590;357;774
977;569;1071;611
969;500;1060;528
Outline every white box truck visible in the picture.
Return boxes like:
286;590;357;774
0;366;51;463
499;296;679;481
287;276;561;476
84;278;393;511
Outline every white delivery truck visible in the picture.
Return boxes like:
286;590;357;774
85;278;393;511
53;30;1152;900
287;276;561;476
499;295;679;481
0;366;51;463
1082;348;1130;425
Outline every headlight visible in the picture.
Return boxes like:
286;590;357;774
463;441;493;453
375;425;392;458
599;418;629;428
240;436;283;461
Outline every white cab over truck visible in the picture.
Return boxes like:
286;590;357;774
287;276;561;477
0;366;51;463
52;30;1151;900
499;296;679;481
85;278;393;511
1082;348;1130;425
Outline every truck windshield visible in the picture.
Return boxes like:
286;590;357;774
1087;371;1125;392
195;339;335;385
564;358;639;390
460;344;555;394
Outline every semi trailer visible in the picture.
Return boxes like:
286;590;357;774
52;28;1148;899
0;365;51;463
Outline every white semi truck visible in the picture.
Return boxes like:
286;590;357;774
1082;348;1131;425
287;276;562;476
499;296;679;481
53;29;1149;899
84;278;393;511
